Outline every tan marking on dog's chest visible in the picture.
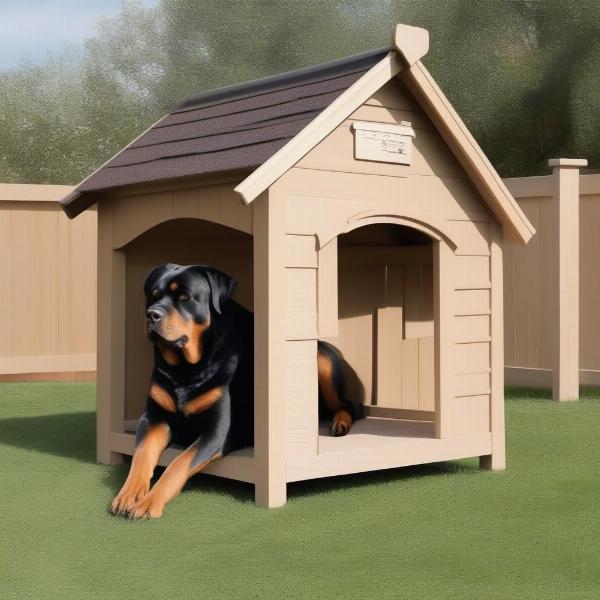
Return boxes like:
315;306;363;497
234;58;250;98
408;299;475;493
181;320;209;365
183;387;223;416
150;383;177;413
162;309;209;365
158;342;180;366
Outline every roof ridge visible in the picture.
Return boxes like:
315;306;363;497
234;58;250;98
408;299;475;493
175;47;389;112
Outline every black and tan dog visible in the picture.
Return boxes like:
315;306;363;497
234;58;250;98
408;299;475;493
111;263;359;519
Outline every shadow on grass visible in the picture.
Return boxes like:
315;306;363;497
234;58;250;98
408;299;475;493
0;411;96;464
0;411;482;505
505;386;552;401
109;457;480;506
288;459;479;500
101;462;256;505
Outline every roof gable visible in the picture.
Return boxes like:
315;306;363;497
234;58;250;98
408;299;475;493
61;23;534;243
235;24;534;244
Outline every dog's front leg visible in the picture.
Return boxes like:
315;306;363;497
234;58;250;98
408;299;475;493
127;440;222;520
111;419;171;515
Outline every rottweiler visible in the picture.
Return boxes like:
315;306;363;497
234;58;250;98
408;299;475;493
111;263;360;519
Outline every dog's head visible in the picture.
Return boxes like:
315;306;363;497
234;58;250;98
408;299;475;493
143;264;236;363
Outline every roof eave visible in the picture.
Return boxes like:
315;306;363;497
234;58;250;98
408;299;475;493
399;60;535;244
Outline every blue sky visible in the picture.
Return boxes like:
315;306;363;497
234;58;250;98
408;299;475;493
0;0;160;69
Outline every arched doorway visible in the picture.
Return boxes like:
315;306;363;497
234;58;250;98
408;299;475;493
336;223;435;412
122;217;253;421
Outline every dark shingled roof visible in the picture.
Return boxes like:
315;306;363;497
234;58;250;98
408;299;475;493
62;47;389;218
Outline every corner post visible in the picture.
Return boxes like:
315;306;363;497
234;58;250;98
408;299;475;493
96;203;126;464
480;221;505;470
253;190;287;507
433;240;453;439
548;158;587;401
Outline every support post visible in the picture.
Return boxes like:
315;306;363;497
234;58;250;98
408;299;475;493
434;240;453;438
96;204;126;464
481;221;505;470
253;190;287;507
548;158;587;401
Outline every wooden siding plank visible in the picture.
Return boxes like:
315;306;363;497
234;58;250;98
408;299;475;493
444;395;490;437
454;315;490;344
454;372;490;398
401;338;420;409
454;342;490;375
317;239;338;337
276;169;491;237
285;234;318;268
375;306;403;407
418;336;435;411
296;123;464;179
284;268;317;341
454;289;490;316
286;340;318;458
453;256;490;290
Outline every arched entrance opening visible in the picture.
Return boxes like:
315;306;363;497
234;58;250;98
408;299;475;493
122;217;253;421
335;223;435;414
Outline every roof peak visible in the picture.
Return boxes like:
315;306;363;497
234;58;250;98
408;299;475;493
176;47;389;112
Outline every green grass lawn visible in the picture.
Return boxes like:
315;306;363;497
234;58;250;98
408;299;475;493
1;383;599;600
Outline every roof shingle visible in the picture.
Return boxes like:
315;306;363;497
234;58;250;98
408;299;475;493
62;48;389;217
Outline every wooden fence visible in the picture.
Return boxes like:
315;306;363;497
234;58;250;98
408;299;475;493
1;170;598;398
0;184;96;381
504;160;599;399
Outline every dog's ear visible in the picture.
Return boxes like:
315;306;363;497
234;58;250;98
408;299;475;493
204;267;236;314
143;263;179;296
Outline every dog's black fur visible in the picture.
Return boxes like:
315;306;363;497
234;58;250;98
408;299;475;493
137;263;253;468
137;263;360;470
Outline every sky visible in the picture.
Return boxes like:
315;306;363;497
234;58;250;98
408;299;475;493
0;0;160;69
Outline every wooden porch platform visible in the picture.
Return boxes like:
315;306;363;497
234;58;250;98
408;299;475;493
113;417;491;485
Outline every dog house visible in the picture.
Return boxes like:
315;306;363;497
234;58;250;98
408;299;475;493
61;24;534;507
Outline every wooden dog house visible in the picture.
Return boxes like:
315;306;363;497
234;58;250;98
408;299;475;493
61;24;534;507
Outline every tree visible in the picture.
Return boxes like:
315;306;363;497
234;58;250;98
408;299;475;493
1;0;599;184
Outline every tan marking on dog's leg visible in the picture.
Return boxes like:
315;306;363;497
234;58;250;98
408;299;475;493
158;342;180;366
318;352;341;413
318;351;353;436
128;447;222;519
183;387;223;416
111;423;171;515
149;383;177;413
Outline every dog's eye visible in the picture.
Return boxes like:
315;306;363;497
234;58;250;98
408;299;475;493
178;293;190;301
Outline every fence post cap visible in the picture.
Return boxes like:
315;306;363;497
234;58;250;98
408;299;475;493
548;158;588;168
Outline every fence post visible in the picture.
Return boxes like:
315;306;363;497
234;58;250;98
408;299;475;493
548;158;587;401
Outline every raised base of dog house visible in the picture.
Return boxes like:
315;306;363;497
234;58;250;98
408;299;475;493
113;416;492;488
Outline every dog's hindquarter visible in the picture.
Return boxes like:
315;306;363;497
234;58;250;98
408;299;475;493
221;301;254;454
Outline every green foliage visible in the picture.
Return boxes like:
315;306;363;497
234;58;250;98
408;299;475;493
1;0;599;184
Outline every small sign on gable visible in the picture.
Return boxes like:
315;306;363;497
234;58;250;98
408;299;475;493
351;121;415;165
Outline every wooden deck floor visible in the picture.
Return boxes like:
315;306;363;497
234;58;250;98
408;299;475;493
116;416;491;484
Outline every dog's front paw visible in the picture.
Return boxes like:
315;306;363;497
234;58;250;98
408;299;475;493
127;492;166;520
330;409;352;437
111;479;150;515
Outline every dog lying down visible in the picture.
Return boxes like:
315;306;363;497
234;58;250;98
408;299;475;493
111;263;361;519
